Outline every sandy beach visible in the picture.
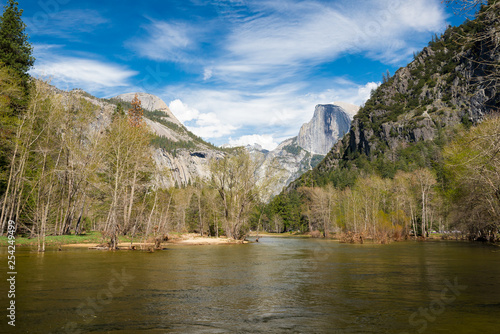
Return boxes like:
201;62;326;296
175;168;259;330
62;233;248;249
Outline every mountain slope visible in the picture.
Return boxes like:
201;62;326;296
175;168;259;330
292;2;499;188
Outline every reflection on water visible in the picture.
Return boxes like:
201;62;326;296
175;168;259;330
2;238;500;333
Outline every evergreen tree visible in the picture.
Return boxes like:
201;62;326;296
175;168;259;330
128;94;144;127
0;64;22;196
0;0;34;81
113;102;125;119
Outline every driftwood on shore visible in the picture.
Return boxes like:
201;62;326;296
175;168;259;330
339;232;364;244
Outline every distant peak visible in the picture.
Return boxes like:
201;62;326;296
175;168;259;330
297;104;352;155
114;92;169;112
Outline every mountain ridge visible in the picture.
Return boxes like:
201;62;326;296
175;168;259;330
289;1;499;189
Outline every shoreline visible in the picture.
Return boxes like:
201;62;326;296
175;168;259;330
63;234;249;249
248;232;311;238
63;237;248;249
2;232;496;249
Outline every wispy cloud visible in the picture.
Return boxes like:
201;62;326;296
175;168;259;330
211;0;448;83
31;45;137;95
128;19;199;63
26;9;108;39
128;0;447;85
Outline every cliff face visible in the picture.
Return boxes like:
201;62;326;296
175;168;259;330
296;104;353;155
114;92;225;187
313;4;500;176
255;103;356;196
153;149;223;188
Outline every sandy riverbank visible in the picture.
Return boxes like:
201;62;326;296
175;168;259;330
62;233;248;249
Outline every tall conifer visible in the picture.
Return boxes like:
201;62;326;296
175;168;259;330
128;94;144;127
0;0;34;80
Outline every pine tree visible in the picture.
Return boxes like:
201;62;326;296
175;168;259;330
0;0;34;82
128;94;144;127
113;102;125;119
0;63;22;196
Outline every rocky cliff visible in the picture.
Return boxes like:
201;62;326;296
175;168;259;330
296;104;353;155
255;103;356;195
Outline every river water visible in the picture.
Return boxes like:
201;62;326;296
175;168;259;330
2;237;500;333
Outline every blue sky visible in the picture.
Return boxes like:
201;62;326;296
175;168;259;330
18;0;466;150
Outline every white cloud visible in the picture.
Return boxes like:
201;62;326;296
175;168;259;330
186;113;238;138
164;78;377;146
168;99;200;123
203;68;213;80
168;98;237;138
355;82;380;106
32;57;137;88
228;134;279;151
31;45;138;94
396;0;446;32
211;0;448;82
129;20;197;62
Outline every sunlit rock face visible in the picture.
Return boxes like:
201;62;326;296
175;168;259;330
251;103;357;197
296;104;353;155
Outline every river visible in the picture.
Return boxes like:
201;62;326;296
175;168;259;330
2;237;500;333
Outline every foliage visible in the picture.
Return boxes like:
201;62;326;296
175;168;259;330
443;116;500;240
114;103;125;118
150;136;197;154
0;64;22;195
0;0;34;81
281;168;440;242
128;94;144;127
209;149;281;239
0;80;161;250
283;143;303;155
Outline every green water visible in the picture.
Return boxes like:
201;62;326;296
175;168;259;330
1;238;499;333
